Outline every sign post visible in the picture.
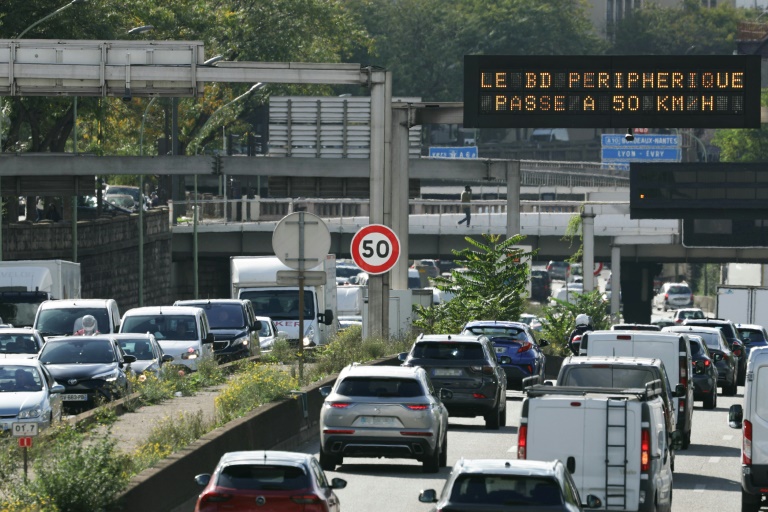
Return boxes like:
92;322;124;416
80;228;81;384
13;422;38;482
272;212;331;382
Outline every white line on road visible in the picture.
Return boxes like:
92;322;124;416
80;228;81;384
709;457;721;464
723;435;734;441
694;484;706;493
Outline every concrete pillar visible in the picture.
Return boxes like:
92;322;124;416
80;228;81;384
581;209;596;292
390;106;409;291
506;161;521;239
611;244;621;323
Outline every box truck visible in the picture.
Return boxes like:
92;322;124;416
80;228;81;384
716;285;768;326
0;260;81;327
231;255;337;346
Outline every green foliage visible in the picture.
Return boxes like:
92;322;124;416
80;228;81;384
215;364;299;424
563;213;584;264
539;289;610;356
413;234;533;334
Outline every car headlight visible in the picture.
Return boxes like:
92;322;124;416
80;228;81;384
18;407;42;419
302;325;316;347
93;369;119;382
234;336;249;347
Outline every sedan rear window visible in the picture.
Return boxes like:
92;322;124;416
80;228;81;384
337;377;424;398
217;464;308;491
739;329;767;344
668;286;691;294
412;342;485;360
463;326;526;340
688;331;721;350
450;475;563;506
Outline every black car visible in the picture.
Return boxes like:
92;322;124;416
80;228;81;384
687;334;718;410
399;334;507;430
683;318;746;385
174;299;261;363
530;269;552;302
37;335;135;413
667;326;737;396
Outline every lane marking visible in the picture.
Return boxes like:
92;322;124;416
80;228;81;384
709;457;721;464
694;484;706;493
723;434;734;441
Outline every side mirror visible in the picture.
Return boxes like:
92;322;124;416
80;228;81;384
50;383;65;394
498;355;512;365
674;384;686;398
670;430;684;451
439;388;453;400
418;489;438;503
162;354;174;363
398;352;409;362
252;320;262;332
205;333;215;344
538;338;549;347
319;386;332;398
713;353;723;362
585;495;603;509
321;309;334;326
330;477;347;489
123;354;137;364
729;404;743;429
194;474;211;487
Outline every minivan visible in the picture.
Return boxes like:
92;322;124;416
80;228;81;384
120;306;215;371
729;346;768;511
34;299;121;339
579;331;694;449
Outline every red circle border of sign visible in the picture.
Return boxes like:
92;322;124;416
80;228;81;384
593;262;604;276
351;224;401;275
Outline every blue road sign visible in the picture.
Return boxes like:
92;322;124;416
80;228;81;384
429;146;478;159
601;147;681;162
601;134;680;147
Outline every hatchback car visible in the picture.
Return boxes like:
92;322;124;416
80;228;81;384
664;326;737;396
37;335;135;413
194;450;347;512
654;282;693;311
673;308;705;324
687;334;718;410
546;261;570;281
735;323;768;360
399;334;507;429
256;316;284;350
683;317;746;385
412;259;441;279
418;458;601;511
0;359;64;433
319;364;450;473
112;333;173;378
461;320;548;390
0;329;45;358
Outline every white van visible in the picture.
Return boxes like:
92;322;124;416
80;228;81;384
728;346;768;510
519;384;678;511
120;306;215;371
34;299;121;338
579;331;694;449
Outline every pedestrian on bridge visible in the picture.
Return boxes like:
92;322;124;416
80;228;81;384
458;185;472;227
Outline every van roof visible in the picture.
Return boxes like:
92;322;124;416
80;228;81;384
122;306;204;316
40;299;114;309
562;355;663;367
525;382;663;401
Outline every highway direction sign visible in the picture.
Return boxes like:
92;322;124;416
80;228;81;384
601;147;681;162
351;224;401;275
428;146;478;159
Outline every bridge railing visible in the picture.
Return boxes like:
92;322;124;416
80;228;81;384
168;196;583;225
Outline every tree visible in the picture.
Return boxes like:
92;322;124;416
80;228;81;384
412;234;533;334
539;289;610;356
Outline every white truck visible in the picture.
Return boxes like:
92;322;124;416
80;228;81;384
231;255;337;346
0;260;81;327
519;384;679;512
716;285;768;325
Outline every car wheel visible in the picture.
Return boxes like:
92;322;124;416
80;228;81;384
741;489;761;512
724;379;738;397
438;432;448;467
682;430;691;450
500;403;507;427
485;406;501;430
423;441;441;474
703;389;717;410
319;449;339;471
738;368;746;387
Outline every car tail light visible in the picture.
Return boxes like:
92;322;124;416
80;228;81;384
690;293;694;303
744;420;753;465
517;424;527;459
665;293;669;300
472;393;487;399
517;342;532;353
323;429;355;435
527;364;533;374
617;335;632;340
734;348;742;357
675;318;683;324
641;428;651;472
470;365;494;375
679;398;685;413
406;404;429;410
330;402;351;408
200;492;232;504
704;359;711;367
723;353;730;361
680;356;688;388
291;494;324;504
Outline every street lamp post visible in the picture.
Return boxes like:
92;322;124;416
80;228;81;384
16;0;88;38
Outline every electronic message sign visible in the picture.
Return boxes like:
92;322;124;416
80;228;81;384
464;55;760;129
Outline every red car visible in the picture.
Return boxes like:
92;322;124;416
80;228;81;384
195;450;347;512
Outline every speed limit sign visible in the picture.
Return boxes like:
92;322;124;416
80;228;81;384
351;224;401;275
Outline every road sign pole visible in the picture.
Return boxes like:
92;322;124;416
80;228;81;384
297;211;305;383
23;446;27;483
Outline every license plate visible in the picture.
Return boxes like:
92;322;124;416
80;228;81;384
358;416;396;426
434;368;462;377
61;394;87;401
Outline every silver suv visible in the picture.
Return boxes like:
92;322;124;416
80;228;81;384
319;364;450;473
418;459;602;511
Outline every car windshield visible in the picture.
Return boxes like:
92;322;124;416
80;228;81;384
0;333;41;354
117;339;154;360
337;377;424;398
121;315;199;341
240;290;315;321
560;367;658;389
411;342;485;360
216;464;309;491
39;339;115;364
336;266;361;279
257;322;273;337
450;475;563;506
187;304;245;329
679;310;704;320
36;308;110;336
0;365;43;392
463;326;526;339
685;331;721;350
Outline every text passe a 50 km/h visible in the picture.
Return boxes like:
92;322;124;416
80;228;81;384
463;55;760;128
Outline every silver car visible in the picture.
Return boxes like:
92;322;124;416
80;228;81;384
112;333;174;377
319;364;451;473
0;358;64;433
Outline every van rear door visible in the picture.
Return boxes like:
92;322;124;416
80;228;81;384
525;395;641;509
751;363;768;467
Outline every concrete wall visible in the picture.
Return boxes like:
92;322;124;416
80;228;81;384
3;209;173;311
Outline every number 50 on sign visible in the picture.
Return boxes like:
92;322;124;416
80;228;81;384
350;224;401;275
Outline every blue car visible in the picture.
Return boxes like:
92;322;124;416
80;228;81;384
461;320;549;390
736;323;768;359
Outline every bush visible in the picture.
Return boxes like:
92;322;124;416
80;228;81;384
539;289;610;356
215;363;299;424
131;411;213;475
